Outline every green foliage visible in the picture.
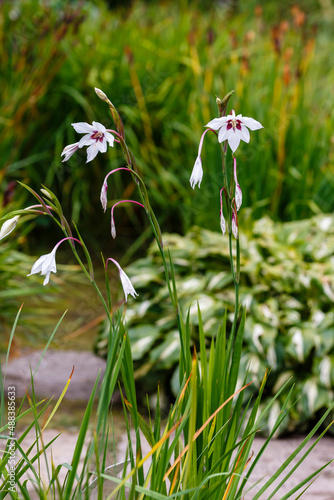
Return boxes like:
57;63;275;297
2;307;332;498
96;213;334;432
2;1;334;246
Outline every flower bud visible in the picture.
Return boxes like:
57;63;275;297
94;87;108;102
216;89;235;117
111;216;116;239
0;216;20;241
100;182;108;212
40;188;53;199
220;210;226;235
232;209;238;239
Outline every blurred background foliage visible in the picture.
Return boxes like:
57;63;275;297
1;0;334;247
96;213;334;431
1;0;334;428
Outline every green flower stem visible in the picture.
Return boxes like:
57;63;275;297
220;147;240;340
228;227;237;285
231;238;240;339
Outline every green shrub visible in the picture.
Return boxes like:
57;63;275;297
95;213;334;432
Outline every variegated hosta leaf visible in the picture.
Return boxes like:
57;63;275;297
95;213;334;433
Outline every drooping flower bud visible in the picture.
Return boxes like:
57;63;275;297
190;156;203;189
232;207;239;239
106;257;138;301
189;128;214;189
0;216;20;241
111;215;116;239
220;210;226;235
100;182;108;212
219;187;226;235
233;157;242;211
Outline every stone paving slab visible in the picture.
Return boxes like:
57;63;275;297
2;350;106;401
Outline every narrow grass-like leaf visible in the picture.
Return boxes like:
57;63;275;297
62;372;100;498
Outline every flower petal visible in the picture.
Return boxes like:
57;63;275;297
104;131;115;147
61;142;80;162
97;138;108;154
227;130;241;153
241;116;263;131
240;124;250;143
41;252;56;275
218;123;228;143
78;134;95;148
71;122;95;134
86;143;100;163
92;121;106;133
28;255;46;275
205;117;228;130
43;271;52;286
119;268;138;301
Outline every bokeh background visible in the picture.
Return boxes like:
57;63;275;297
1;0;334;431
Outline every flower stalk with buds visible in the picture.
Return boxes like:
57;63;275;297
191;90;263;343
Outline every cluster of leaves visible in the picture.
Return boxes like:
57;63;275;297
95;213;334;432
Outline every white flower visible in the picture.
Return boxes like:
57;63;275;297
0;216;20;241
205;110;263;153
27;248;57;286
119;268;138;301
61;121;115;163
190;156;203;189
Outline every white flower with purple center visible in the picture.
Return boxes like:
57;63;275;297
205;110;263;153
61;121;115;163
